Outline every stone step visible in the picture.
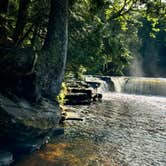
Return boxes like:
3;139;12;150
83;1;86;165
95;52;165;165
65;93;91;105
68;88;92;96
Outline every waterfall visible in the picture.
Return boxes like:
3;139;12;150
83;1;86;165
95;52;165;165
85;75;110;93
97;80;109;93
111;77;166;97
124;77;166;96
85;75;166;97
111;77;127;92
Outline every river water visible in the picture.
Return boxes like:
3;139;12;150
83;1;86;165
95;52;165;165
15;91;166;166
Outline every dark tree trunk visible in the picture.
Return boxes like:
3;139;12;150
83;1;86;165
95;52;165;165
38;0;68;99
12;0;30;45
0;0;9;13
0;0;68;102
0;0;10;46
0;47;36;76
0;47;40;102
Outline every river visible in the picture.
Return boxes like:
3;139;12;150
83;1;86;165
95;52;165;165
15;77;166;166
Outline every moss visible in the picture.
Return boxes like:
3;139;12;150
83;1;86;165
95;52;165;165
56;82;68;106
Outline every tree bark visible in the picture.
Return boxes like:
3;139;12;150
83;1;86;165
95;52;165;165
0;0;68;102
0;47;36;76
0;47;39;102
12;0;30;45
0;0;9;46
38;0;68;99
0;0;9;13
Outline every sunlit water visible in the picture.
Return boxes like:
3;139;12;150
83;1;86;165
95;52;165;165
15;93;166;166
111;77;166;96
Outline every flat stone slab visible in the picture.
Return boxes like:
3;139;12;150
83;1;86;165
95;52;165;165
64;112;84;121
65;93;91;105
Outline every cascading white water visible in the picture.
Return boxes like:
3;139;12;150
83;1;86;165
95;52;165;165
111;77;166;97
85;75;166;97
97;80;109;93
111;77;127;92
85;75;110;93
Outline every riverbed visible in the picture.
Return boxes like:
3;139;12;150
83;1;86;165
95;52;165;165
15;93;166;166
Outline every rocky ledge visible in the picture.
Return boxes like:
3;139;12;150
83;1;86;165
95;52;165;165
0;151;13;166
0;94;63;165
65;80;102;105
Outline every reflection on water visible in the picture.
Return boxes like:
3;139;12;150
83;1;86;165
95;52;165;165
16;93;166;166
16;141;104;166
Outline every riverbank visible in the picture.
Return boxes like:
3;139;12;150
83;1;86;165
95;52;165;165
15;92;166;166
0;76;106;165
1;76;166;165
0;94;63;165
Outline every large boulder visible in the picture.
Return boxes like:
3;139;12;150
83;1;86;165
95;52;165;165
0;94;62;159
0;151;13;166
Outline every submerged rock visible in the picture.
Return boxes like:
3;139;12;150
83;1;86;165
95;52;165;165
0;151;13;166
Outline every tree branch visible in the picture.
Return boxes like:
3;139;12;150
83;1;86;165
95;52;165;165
109;0;138;20
16;24;34;47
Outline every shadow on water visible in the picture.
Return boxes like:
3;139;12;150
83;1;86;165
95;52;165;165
15;93;166;166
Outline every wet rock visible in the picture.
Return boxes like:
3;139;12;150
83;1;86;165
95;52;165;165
65;80;103;105
66;80;89;89
0;151;13;166
13;135;51;154
65;112;84;121
59;111;84;124
65;93;92;105
68;88;92;96
0;94;62;159
52;128;64;136
85;81;100;89
96;76;112;83
93;93;102;102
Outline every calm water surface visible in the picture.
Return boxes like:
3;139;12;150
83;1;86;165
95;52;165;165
16;93;166;166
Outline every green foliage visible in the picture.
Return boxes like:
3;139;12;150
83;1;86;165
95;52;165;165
138;14;166;76
66;0;166;76
56;82;68;105
67;0;139;76
74;65;87;80
0;0;166;77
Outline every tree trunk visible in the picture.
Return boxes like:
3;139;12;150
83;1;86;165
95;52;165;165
0;0;68;102
0;0;10;46
0;47;40;102
0;0;9;13
38;0;68;99
12;0;30;45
